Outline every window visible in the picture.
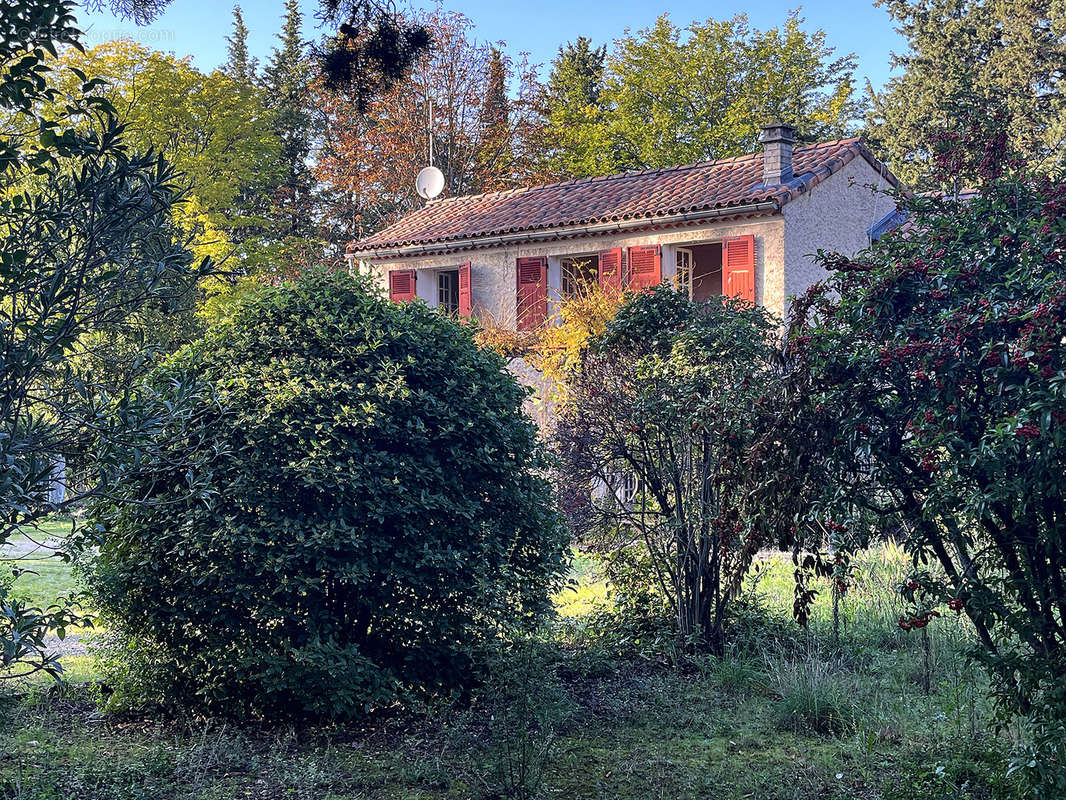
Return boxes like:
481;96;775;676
606;471;642;506
675;248;693;297
438;270;459;315
621;472;642;505
560;256;598;299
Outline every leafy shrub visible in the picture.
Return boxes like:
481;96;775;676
784;147;1066;787
531;282;624;408
472;304;537;359
556;288;782;653
475;639;569;800
84;270;568;719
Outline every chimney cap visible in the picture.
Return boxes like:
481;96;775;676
759;122;797;144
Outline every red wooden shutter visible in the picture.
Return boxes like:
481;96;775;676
627;245;661;292
388;269;417;302
515;256;547;330
458;262;472;318
723;235;756;304
598;248;623;293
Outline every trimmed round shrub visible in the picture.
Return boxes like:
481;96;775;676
86;270;567;719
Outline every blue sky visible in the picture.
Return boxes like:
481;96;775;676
74;0;907;93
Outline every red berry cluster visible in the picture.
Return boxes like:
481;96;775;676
919;451;939;473
1016;422;1041;440
898;610;941;631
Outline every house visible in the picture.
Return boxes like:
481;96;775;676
346;124;902;329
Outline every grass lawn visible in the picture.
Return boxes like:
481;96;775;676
3;519;82;609
0;540;1022;800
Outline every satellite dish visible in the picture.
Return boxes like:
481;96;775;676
416;166;445;200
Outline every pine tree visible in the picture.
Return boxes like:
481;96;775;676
866;0;1066;189
264;0;316;240
225;5;257;84
538;37;611;179
546;36;606;111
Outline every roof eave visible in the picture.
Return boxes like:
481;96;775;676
347;200;782;261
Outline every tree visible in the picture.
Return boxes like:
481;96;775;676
537;37;613;180
474;47;514;192
783;125;1066;788
311;0;432;110
224;4;257;85
44;41;282;270
1;0;208;679
82;0;173;24
85;269;568;719
264;0;317;242
547;36;606;110
556;289;780;653
81;0;432;103
866;0;1066;190
540;12;863;179
314;9;542;242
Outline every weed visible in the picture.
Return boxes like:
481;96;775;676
768;654;855;735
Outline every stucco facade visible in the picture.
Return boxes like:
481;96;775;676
781;155;898;315
356;214;788;325
354;161;896;328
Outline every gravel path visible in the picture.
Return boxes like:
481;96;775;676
43;633;90;658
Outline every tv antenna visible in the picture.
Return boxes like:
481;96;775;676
416;99;444;200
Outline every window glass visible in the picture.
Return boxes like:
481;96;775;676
560;257;598;299
438;270;459;314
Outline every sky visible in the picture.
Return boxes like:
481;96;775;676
74;0;908;93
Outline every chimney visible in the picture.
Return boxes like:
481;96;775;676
759;123;796;185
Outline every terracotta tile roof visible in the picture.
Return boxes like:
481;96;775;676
349;138;896;256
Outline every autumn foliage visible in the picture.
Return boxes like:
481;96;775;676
313;9;543;243
531;282;624;408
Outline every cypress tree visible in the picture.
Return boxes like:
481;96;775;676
538;36;610;179
866;0;1066;189
264;0;316;240
475;47;513;191
546;36;606;111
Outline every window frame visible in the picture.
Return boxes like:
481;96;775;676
437;269;460;315
675;247;694;298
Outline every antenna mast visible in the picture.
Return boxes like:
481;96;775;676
428;100;434;166
415;84;444;200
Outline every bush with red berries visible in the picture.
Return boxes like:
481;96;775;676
782;144;1066;790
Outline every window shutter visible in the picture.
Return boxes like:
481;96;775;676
515;256;547;330
388;269;417;302
598;248;623;293
627;245;661;292
723;235;756;304
458;262;472;317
